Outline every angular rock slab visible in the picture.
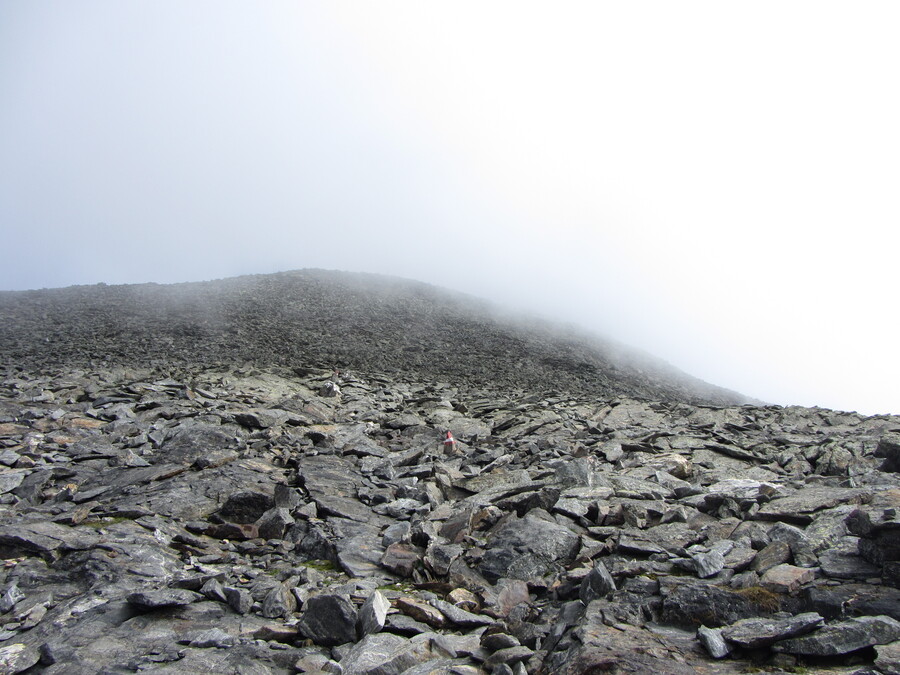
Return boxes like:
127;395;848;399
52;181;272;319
0;643;41;674
876;640;900;675
298;593;358;646
339;632;449;675
760;564;815;595
126;589;203;609
579;561;616;604
721;612;824;649
478;509;579;583
773;615;900;656
661;579;780;628
697;625;731;659
358;590;390;637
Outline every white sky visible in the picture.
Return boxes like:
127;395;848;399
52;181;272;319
1;2;898;415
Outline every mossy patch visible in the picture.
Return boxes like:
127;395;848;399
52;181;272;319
734;585;780;613
301;559;337;572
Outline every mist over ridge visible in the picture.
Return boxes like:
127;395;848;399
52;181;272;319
0;268;752;407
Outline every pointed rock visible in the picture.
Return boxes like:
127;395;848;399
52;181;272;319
358;590;390;637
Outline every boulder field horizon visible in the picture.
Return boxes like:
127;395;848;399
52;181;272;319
0;269;898;674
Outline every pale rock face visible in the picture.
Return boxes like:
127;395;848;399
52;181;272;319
0;270;897;674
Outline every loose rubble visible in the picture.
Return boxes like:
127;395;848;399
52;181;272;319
0;363;897;674
0;271;898;673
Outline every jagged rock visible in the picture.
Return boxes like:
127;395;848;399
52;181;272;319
358;590;390;637
876;432;900;472
0;643;40;674
218;490;275;524
697;625;731;658
773;615;900;656
579;561;616;603
720;612;824;648
760;564;815;595
298;593;359;646
661;579;780;627
2;271;900;675
126;589;203;609
875;640;900;674
478;509;580;583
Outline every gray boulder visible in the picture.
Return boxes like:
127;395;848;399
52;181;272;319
773;614;900;655
720;612;824;648
479;509;580;583
298;593;359;646
579;561;616;604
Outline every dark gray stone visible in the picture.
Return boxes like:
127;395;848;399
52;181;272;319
0;643;41;674
697;625;731;659
126;588;202;609
358;590;390;637
223;586;253;615
721;612;824;648
773;615;900;655
875;432;900;472
479;509;579;583
298;593;358;646
579;561;616;603
218;490;275;524
661;579;780;627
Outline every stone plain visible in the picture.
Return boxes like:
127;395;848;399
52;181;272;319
0;270;899;674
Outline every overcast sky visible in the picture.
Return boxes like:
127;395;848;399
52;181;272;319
2;2;898;415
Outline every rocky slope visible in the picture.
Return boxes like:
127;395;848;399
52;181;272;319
0;271;898;674
0;269;747;407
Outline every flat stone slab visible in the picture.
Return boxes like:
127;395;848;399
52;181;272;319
126;589;203;609
756;488;868;523
773;615;900;656
760;564;816;594
721;612;824;648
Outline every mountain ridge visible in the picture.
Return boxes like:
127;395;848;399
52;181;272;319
1;269;899;673
0;268;751;408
